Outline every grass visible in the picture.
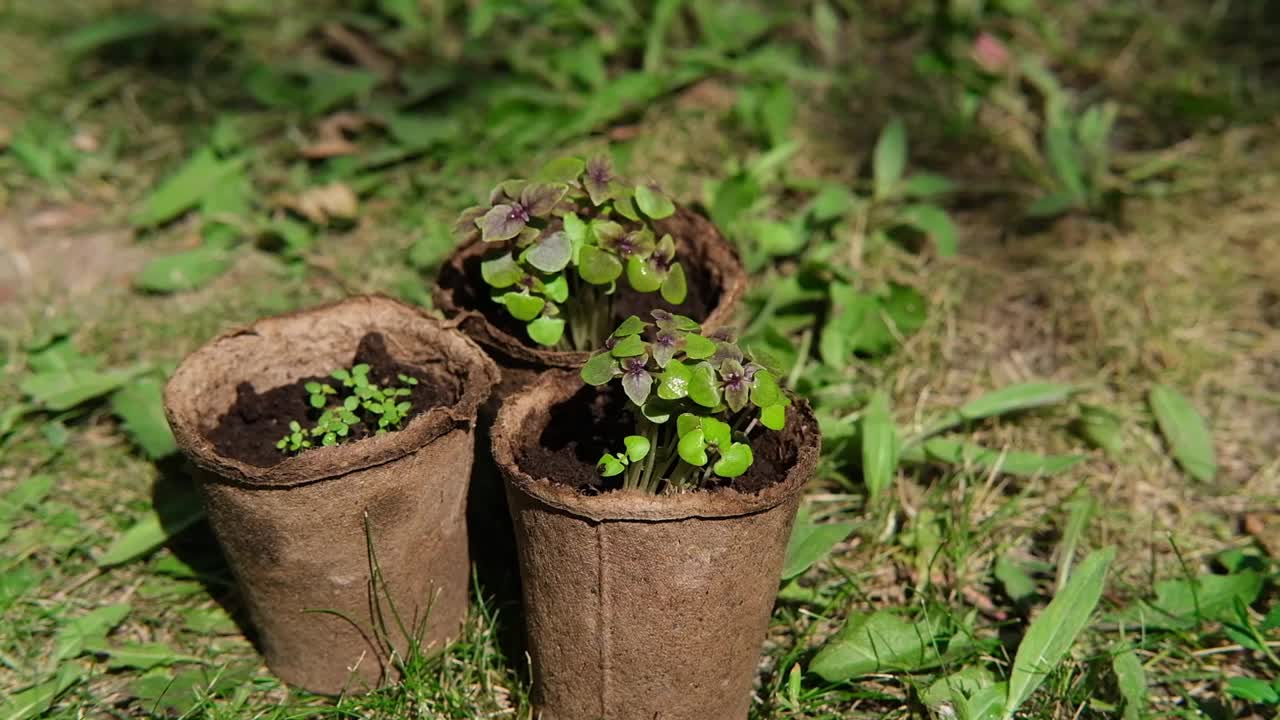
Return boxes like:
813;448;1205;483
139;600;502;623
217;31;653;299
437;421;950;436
1;1;1278;718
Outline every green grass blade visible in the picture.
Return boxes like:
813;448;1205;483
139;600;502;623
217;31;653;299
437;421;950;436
0;665;83;720
781;506;856;580
860;390;898;498
1148;384;1217;481
1112;648;1147;720
873;118;907;199
1005;546;1115;717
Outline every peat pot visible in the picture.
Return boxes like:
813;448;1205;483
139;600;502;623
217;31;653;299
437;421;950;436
491;370;821;720
163;295;499;695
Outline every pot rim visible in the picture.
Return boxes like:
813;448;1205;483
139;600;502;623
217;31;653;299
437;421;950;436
163;294;500;489
492;369;822;523
432;205;747;369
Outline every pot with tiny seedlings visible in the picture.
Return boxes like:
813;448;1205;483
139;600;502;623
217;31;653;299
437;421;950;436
163;295;498;696
491;310;821;720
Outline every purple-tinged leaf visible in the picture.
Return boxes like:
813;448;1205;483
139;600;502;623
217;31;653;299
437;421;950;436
490;179;527;204
481;203;529;242
452;205;485;243
721;359;750;412
651;331;682;368
591;220;625;247
621;359;653;406
520;183;568;217
526;231;572;272
585;154;614;205
712;340;744;365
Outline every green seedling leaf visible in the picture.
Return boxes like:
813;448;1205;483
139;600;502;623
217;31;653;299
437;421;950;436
661;263;687;305
623;435;651;462
861;391;898;499
873;118;907;198
0;664;82;720
960;381;1078;422
678;429;708;466
899;204;958;257
634;184;675;219
581;352;616;386
541;273;569;303
610;334;646;358
1149;384;1216;482
806;184;855;224
110;378;177;459
614;315;647;336
900;173;956;198
688;362;721;408
1114;570;1262;630
701;417;732;449
579;245;623;285
98;483;206;567
713;442;753;478
525;317;563;347
54;603;132;660
658;361;692;400
598;454;627;477
526;231;572;273
499;293;545;322
21;367;141;411
131;148;244;228
921;438;1083;477
760;404;786;430
627;256;663;293
782;506;856;580
1112;649;1146;720
683;334;716;360
1005;547;1115;717
676;413;701;438
536;156;586;183
134;246;233;293
1225;677;1279;704
810;610;976;680
480;253;522;288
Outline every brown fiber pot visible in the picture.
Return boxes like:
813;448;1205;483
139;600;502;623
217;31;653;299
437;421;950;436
163;295;499;696
491;371;821;720
432;205;747;403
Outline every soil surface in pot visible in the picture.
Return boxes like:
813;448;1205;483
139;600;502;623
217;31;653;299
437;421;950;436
439;241;718;349
207;332;460;467
517;384;802;495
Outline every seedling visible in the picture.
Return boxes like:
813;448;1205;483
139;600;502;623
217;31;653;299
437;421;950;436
276;365;419;453
580;310;790;494
454;154;687;350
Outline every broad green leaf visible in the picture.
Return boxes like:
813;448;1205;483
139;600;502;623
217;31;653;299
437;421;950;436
613;316;647;336
963;683;1009;720
1225;677;1278;704
610;334;646;358
21;367;141;411
960;382;1078;422
542;273;569;303
678;429;708;466
134;246;233;293
480;253;522;288
923;666;997;713
1114;571;1262;630
861;391;898;499
98;641;201;670
499;293;545;322
0;665;82;720
660;263;687;305
873;118;907;198
98;483;205;567
578;245;623;285
131;148;244;228
54;603;132;660
526;317;565;347
623;435;650;462
688;363;721;408
1005;547;1115;717
995;555;1038;604
1075;404;1124;455
3;474;53;509
752;220;805;257
1148;384;1216;482
525;232;572;273
657;361;692;400
634;184;675;219
713;442;753;478
626;256;663;293
921;438;1083;477
110;378;177;459
810;610;975;680
683;334;716;359
536;156;586;183
598;454;626;477
760;403;786;430
1112;649;1146;720
899;204;958;257
782;506;856;579
900;173;956;198
581;353;616;386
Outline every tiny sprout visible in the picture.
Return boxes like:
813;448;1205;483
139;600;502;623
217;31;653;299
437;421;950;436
277;365;420;455
580;310;791;494
455;153;685;351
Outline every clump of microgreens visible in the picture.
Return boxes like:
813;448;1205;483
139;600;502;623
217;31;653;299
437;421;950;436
454;154;688;350
580;310;791;494
276;364;419;453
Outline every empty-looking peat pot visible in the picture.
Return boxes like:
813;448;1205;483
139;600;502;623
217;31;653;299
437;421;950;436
491;371;821;720
162;295;498;695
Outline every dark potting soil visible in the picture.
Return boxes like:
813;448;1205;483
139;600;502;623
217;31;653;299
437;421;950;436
207;332;460;468
439;243;717;349
517;384;800;496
